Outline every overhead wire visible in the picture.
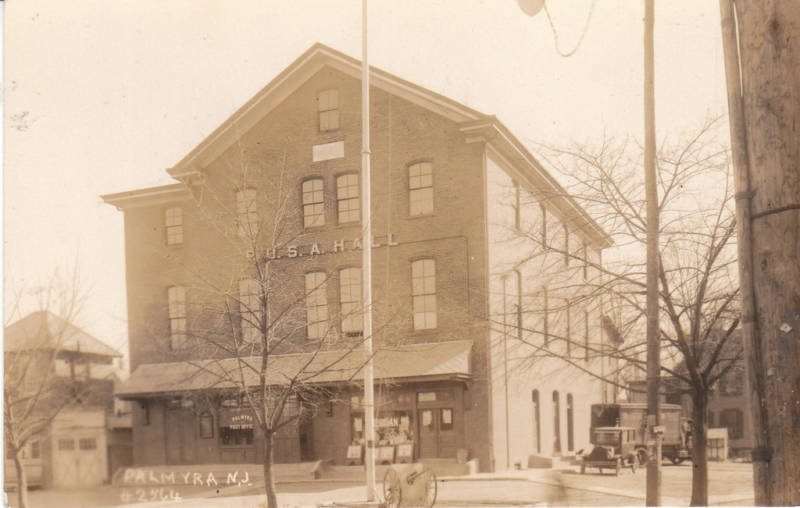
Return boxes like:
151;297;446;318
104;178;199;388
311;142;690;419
543;0;596;57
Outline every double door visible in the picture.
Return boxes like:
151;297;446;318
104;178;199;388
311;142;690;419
417;407;456;459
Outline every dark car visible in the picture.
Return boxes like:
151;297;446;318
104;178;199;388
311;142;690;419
581;427;639;475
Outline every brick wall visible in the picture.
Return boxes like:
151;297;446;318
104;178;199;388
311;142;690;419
120;66;496;469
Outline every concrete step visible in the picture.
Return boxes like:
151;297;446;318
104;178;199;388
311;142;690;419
525;454;580;469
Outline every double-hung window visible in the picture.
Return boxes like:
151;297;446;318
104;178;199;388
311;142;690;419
302;179;324;228
318;89;339;132
236;189;258;238
339;268;362;334
239;278;261;343
167;286;186;349
165;207;183;245
411;259;437;330
409;162;433;216
305;272;328;340
336;174;360;223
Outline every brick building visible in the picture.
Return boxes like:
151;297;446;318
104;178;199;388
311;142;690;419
104;44;614;472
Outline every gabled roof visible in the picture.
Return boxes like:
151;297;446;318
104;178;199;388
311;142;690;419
107;43;611;248
4;311;122;358
167;43;487;180
116;339;472;399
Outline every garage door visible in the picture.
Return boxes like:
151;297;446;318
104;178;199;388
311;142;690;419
52;435;106;488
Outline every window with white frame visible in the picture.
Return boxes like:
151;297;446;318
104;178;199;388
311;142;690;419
412;259;437;330
584;310;590;360
318;89;339;132
504;271;522;341
336;174;360;223
409;162;433;216
540;204;548;249
339;267;362;334
165;207;183;245
542;285;549;346
512;182;521;231
167;286;186;350
305;272;328;340
236;189;258;238
239;278;261;343
582;243;589;280
719;408;744;439
302;179;325;228
565;300;572;357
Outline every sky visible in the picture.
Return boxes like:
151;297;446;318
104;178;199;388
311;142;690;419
3;1;730;366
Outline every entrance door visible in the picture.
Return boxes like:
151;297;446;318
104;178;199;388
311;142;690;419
417;408;456;458
418;409;437;458
299;403;314;462
552;391;562;456
165;408;182;465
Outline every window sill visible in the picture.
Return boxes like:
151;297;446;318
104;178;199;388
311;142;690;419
412;326;438;334
408;213;436;220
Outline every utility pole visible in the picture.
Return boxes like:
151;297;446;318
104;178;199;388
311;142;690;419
643;0;662;505
361;0;377;501
718;0;800;505
516;2;663;502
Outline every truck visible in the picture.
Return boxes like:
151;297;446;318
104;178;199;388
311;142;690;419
589;403;692;465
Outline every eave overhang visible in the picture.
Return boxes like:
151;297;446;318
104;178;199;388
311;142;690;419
460;117;613;250
100;183;193;211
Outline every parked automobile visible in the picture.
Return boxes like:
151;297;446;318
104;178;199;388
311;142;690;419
581;427;639;476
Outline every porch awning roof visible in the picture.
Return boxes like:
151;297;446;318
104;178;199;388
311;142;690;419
116;340;472;399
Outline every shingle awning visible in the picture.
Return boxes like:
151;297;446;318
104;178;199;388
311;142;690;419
116;340;472;399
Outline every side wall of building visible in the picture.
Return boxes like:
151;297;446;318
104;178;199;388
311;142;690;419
484;151;607;470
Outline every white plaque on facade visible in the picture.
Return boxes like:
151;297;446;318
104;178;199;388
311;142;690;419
312;141;344;162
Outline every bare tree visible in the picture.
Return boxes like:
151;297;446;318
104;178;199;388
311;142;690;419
503;118;740;506
3;269;89;508
156;147;382;508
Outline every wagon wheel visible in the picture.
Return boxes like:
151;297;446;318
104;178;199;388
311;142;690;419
383;468;401;508
420;465;438;508
614;458;621;476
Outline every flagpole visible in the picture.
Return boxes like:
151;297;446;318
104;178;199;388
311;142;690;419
361;0;377;501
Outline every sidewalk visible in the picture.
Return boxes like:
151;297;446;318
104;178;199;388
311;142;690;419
20;462;754;508
112;463;754;508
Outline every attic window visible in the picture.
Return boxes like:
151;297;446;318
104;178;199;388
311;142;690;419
318;89;339;132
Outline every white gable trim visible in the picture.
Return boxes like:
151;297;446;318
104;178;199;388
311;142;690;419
168;45;483;179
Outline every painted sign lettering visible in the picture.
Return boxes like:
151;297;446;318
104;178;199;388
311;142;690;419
265;234;399;260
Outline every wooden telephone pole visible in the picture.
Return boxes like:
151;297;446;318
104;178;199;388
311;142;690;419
719;0;800;505
643;0;662;505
